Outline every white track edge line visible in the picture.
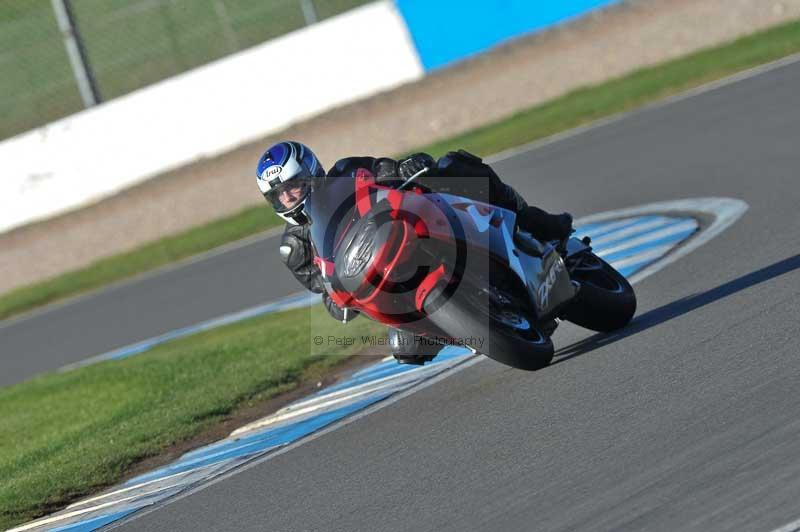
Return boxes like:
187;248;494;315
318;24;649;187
66;470;197;509
770;516;800;532
230;365;447;437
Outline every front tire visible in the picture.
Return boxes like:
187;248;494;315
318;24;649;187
424;283;554;371
561;253;636;332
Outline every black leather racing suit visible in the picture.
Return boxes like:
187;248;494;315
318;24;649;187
278;152;572;364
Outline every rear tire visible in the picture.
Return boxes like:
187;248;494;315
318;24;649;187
561;253;636;332
424;283;554;371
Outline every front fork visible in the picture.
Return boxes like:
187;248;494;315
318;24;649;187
562;234;594;273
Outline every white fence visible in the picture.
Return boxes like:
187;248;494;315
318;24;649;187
0;0;422;234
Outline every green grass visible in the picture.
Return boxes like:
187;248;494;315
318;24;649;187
0;0;373;140
0;206;282;321
0;304;384;529
3;17;800;321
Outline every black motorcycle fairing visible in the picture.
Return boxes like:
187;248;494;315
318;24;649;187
303;175;360;262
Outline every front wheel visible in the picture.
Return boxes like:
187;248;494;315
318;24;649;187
561;253;636;332
424;283;554;371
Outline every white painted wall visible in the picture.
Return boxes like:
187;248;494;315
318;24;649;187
0;0;422;234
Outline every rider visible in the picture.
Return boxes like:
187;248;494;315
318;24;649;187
256;141;573;365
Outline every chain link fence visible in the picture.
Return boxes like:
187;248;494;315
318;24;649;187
0;0;372;142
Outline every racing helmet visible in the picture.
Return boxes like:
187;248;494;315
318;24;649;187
256;141;326;225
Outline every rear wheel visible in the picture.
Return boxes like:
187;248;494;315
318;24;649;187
424;283;554;371
561;253;636;332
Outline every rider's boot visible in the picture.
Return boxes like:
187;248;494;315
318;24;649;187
516;206;573;244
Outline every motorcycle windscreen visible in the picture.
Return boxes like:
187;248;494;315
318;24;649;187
303;175;360;261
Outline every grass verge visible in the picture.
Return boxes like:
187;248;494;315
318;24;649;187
0;304;384;530
0;206;281;321
3;18;800;321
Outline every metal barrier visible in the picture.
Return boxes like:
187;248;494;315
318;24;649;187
0;0;372;141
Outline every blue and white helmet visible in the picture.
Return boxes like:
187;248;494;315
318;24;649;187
256;141;326;225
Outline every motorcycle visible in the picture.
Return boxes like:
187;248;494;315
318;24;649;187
303;164;636;371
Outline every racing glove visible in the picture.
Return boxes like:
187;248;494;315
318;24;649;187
323;292;359;323
398;153;436;179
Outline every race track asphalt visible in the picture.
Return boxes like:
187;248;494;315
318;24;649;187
0;231;301;386
7;57;800;531
114;58;800;531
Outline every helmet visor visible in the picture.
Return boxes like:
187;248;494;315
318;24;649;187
265;176;314;213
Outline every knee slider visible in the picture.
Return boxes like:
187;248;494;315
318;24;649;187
389;328;442;359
